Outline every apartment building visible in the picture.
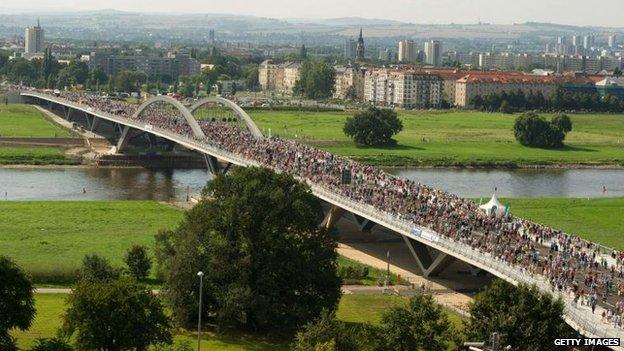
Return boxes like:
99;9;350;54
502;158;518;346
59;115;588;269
258;60;301;94
455;74;577;107
364;68;442;108
333;65;365;100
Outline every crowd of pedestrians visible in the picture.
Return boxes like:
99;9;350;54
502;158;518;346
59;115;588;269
27;88;624;329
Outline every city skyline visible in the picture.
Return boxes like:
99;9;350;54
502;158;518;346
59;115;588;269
1;0;624;27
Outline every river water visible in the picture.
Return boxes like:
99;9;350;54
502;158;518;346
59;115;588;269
0;167;622;201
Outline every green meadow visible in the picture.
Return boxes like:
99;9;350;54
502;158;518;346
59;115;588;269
250;110;624;167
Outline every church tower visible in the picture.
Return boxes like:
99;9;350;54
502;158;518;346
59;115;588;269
356;28;365;60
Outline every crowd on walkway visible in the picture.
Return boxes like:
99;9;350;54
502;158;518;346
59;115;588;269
25;88;624;330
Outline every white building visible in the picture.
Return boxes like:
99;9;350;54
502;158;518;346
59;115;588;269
424;40;442;66
398;40;418;63
25;19;44;55
364;68;441;109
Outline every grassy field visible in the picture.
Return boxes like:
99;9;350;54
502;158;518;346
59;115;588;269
0;146;78;165
0;104;69;137
503;197;624;250
0;201;184;283
0;104;75;165
0;201;398;286
249;110;624;167
12;293;463;350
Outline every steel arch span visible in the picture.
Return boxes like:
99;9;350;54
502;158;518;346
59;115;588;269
189;96;264;139
135;95;207;139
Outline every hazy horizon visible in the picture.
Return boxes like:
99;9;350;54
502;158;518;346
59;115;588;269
1;0;623;27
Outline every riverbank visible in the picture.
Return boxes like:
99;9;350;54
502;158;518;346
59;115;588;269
250;110;624;168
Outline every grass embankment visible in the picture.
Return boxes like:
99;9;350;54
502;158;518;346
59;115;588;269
0;201;184;284
0;104;69;137
250;110;624;167
0;104;76;165
502;197;624;250
13;293;464;350
0;201;394;287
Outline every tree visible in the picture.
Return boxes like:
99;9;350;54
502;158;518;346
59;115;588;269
343;107;403;146
293;311;383;351
0;256;36;351
344;86;358;101
614;67;623;77
115;70;147;93
79;254;119;282
513;112;572;148
124;245;152;280
293;60;336;99
380;294;452;351
61;278;172;351
29;338;74;351
499;100;513;114
466;280;574;351
157;167;341;333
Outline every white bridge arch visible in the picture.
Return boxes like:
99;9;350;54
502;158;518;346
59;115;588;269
134;95;206;139
188;96;264;139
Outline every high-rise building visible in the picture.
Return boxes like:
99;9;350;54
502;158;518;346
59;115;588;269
398;40;418;63
583;35;594;50
209;29;215;43
572;35;580;47
424;40;442;66
609;34;617;48
25;18;44;55
344;39;357;59
356;29;365;60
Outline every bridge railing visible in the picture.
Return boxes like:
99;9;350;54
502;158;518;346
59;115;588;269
310;184;624;342
23;91;624;345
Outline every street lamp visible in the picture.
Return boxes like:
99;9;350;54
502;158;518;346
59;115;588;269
197;271;204;351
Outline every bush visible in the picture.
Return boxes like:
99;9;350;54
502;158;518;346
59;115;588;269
79;254;120;282
29;338;74;351
293;311;383;351
513;112;572;148
62;278;172;351
124;245;152;280
337;265;369;280
343;107;403;146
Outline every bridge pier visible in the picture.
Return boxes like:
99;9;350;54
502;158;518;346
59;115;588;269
204;155;231;175
321;205;346;230
351;214;377;232
402;236;456;277
116;125;133;152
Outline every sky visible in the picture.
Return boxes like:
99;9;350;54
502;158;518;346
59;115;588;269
1;0;623;27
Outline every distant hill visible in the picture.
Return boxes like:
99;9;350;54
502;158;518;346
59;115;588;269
291;17;409;27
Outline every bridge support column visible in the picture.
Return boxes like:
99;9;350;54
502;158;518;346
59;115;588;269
402;236;456;277
321;205;346;230
116;125;133;152
204;155;231;175
350;214;377;232
90;116;100;132
83;112;93;130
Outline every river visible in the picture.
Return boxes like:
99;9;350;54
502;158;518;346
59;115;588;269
0;167;622;201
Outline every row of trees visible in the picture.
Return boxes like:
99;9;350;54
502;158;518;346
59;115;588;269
295;279;575;351
471;88;624;113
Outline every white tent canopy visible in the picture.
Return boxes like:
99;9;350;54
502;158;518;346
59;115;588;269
480;194;507;217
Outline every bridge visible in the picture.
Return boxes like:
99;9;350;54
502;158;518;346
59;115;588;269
20;90;624;347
